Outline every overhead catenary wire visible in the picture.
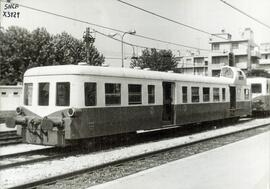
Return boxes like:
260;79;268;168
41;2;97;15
116;0;252;49
220;0;270;31
116;0;229;41
1;0;211;52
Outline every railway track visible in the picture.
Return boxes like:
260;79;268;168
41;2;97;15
0;131;22;146
4;118;270;189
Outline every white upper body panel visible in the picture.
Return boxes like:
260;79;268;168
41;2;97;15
25;64;238;85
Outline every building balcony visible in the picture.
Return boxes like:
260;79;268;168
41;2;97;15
251;50;261;58
259;59;270;65
235;62;248;69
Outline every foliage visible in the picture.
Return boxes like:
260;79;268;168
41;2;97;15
130;48;178;71
0;26;104;85
246;69;270;78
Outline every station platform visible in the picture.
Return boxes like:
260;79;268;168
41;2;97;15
90;131;270;189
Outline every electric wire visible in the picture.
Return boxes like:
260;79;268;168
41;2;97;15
220;0;270;30
1;1;211;52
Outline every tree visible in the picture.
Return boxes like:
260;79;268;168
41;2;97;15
0;26;105;85
130;48;178;71
246;69;270;78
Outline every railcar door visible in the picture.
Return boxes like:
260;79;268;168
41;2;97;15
162;82;174;125
230;86;236;109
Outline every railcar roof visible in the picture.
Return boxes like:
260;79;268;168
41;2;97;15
25;64;233;84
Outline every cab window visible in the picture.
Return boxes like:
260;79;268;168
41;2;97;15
251;84;262;93
38;83;49;106
56;82;70;106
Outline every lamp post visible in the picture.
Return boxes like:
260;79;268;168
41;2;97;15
121;30;136;67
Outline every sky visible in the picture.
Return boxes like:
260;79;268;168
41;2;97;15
1;0;270;67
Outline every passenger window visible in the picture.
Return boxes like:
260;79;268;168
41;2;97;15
251;84;262;93
56;82;70;106
24;83;33;106
105;83;121;105
213;88;220;102
244;89;249;100
128;84;142;105
148;85;155;104
191;87;199;102
203;87;210;102
85;82;96;106
38;83;50;106
222;88;226;101
182;86;187;103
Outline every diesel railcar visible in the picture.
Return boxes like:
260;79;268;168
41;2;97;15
247;77;270;113
6;64;251;146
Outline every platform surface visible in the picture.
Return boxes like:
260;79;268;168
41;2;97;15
90;131;270;189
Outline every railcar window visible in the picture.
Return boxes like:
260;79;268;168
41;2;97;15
128;84;142;105
56;82;70;106
238;71;244;80
222;88;226;101
105;83;121;105
191;87;199;102
203;87;210;102
251;84;262;93
244;89;249;100
148;85;155;104
182;86;187;103
213;88;220;102
85;82;96;106
38;83;50;106
24;83;33;106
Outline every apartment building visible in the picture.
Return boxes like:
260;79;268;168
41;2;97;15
175;53;208;76
256;43;270;72
208;28;260;76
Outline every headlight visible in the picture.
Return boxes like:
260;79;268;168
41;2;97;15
67;108;82;117
16;106;23;115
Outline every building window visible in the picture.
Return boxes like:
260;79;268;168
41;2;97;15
1;92;7;96
203;87;210;102
244;89;249;100
24;83;33;106
128;84;142;105
194;58;204;64
251;84;262;93
105;83;121;105
13;92;18;95
213;88;220;102
232;43;239;49
222;88;226;101
212;44;220;50
56;82;70;106
182;86;188;103
85;82;96;106
148;85;155;104
38;83;50;106
212;70;221;77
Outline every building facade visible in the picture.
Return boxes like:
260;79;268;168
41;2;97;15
256;43;270;72
208;28;260;76
175;54;208;76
